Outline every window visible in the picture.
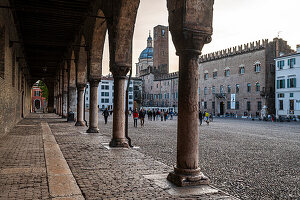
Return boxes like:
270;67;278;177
290;93;294;97
247;101;251;111
35;91;40;96
227;101;230;109
101;85;109;90
220;85;224;94
224;69;230;77
212;86;215;94
161;29;165;36
105;99;109;103
227;85;231;93
288;58;296;68
157;84;158;88
204;73;208;80
236;84;240;93
278;93;284;98
129;95;133;99
167;93;169;99
0;25;4;79
204;87;207;95
204;101;207;109
240;67;245;74
277;60;284;69
213;71;217;79
254;63;261;72
257;101;262;110
279;100;283;110
256;83;260;92
247;83;251;92
212;102;215;110
287;78;296;88
236;101;239;110
277;79;285;89
129;87;133;92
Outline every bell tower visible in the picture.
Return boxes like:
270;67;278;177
153;25;169;75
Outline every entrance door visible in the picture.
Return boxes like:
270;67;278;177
220;102;224;115
35;99;41;109
290;100;294;114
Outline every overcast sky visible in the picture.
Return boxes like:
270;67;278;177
102;0;300;76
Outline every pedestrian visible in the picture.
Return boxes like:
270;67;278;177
133;108;139;128
205;111;209;125
209;113;213;122
170;110;174;120
164;111;167;121
156;110;160;121
148;110;152;121
139;109;145;127
102;108;109;124
160;110;164;121
128;109;132;116
199;111;203;125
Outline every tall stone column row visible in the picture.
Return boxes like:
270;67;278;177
87;80;100;133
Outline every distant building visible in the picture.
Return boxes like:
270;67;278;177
275;45;300;118
198;38;294;117
31;81;47;112
85;75;134;110
136;25;178;109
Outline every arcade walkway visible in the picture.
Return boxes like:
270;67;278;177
0;113;236;200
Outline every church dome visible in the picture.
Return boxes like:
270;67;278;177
139;47;153;60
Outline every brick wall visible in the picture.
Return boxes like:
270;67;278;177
0;1;32;135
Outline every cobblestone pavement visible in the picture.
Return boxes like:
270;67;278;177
0;114;49;200
48;114;235;200
99;115;300;200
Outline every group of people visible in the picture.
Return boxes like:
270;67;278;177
132;108;175;127
199;111;213;125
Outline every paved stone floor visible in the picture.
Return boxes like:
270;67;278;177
98;115;299;200
0;113;236;200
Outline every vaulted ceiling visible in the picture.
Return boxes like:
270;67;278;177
9;0;93;81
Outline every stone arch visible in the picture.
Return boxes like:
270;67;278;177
76;35;88;85
89;9;107;80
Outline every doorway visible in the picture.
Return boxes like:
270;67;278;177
220;102;224;115
35;99;41;110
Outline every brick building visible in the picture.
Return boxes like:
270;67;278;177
31;81;47;112
198;38;293;117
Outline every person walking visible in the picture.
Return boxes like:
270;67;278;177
139;108;145;127
148;110;152;121
205;111;210;125
164;111;167;121
199;111;203;125
160;110;164;121
133;108;139;128
102;108;109;124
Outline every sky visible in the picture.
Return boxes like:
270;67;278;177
102;0;300;76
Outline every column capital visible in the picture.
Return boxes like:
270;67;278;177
89;79;100;87
76;84;86;90
110;64;131;79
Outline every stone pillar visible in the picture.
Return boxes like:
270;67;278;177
62;92;68;118
166;0;214;187
67;87;77;121
75;84;85;126
87;80;100;133
167;52;209;186
109;74;128;147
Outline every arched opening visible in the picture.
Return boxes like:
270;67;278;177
31;80;48;113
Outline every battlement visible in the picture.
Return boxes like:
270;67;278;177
200;39;269;63
154;71;178;81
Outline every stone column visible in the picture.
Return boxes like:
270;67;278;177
87;80;100;133
167;52;209;186
75;84;85;126
62;92;68;118
67;87;77;121
109;73;128;147
166;0;214;187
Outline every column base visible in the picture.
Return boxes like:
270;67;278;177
109;138;129;148
167;167;210;187
86;127;99;133
75;121;85;126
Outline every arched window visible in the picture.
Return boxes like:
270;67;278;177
254;61;261;72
